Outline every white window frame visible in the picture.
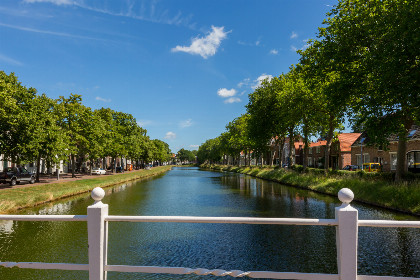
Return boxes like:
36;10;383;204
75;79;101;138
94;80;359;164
356;154;370;168
390;152;397;171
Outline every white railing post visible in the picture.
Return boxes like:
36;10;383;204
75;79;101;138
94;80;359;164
335;188;358;280
87;187;108;280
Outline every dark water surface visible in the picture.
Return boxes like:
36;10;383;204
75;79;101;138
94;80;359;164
1;167;420;279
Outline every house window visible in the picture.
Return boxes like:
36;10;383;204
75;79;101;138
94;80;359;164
309;148;312;154
308;157;313;167
407;151;420;171
316;147;320;154
356;154;371;167
390;153;397;171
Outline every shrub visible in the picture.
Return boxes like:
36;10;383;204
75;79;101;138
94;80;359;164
291;164;304;173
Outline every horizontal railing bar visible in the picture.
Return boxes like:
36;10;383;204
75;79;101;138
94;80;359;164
0;215;87;222
105;216;338;226
105;265;339;280
358;275;420;280
358;220;420;228
0;261;88;271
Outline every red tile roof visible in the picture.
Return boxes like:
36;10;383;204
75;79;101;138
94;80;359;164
338;133;361;152
294;142;304;150
309;140;327;147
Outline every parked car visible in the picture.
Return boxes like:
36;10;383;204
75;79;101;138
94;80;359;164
342;165;359;171
116;166;124;173
92;168;106;175
362;163;382;172
0;167;35;186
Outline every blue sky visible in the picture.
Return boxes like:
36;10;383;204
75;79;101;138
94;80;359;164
0;0;337;153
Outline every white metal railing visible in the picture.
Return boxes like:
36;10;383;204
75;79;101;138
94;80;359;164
1;187;420;280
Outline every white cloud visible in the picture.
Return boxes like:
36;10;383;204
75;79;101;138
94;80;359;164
269;49;278;55
171;26;229;59
301;39;310;50
24;0;196;29
252;74;273;89
0;22;106;41
290;31;298;39
290;41;310;52
24;0;73;4
179;119;193;128
237;78;250;88
164;131;176;140
137;120;153;127
95;96;111;102
189;144;199;149
0;53;23;66
237;39;262;47
224;97;241;104
217;88;237;98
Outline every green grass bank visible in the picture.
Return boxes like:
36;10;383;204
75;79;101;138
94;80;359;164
0;165;172;214
202;164;420;216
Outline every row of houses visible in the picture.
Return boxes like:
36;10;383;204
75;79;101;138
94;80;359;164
0;156;132;174
267;125;420;173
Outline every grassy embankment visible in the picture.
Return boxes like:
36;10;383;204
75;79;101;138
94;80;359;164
0;165;172;214
202;164;420;216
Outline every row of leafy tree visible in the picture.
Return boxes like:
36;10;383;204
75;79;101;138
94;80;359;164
176;148;197;163
0;71;172;181
197;0;419;181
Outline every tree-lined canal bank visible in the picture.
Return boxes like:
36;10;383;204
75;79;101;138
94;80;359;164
0;165;172;214
202;164;420;216
1;167;420;279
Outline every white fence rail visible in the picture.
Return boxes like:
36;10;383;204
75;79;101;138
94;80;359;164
1;187;419;280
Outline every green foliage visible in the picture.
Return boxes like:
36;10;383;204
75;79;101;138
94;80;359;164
197;137;224;164
177;148;195;162
204;164;420;215
0;71;171;170
0;71;37;164
200;0;418;182
0;166;172;214
311;0;420;179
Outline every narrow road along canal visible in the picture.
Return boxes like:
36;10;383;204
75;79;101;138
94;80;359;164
1;167;419;279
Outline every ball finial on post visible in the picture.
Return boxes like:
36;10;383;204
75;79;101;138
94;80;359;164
338;188;354;205
91;187;105;203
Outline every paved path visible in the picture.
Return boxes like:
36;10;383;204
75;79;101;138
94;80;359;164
0;170;137;191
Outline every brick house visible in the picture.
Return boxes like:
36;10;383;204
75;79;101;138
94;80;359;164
306;133;361;169
306;140;327;168
351;125;420;173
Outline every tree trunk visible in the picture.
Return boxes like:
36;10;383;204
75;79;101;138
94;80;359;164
279;140;284;167
288;127;295;167
395;129;408;182
90;161;93;176
35;156;41;182
302;123;309;170
324;119;334;173
71;154;76;178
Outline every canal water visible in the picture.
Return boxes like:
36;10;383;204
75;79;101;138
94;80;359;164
1;167;420;279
